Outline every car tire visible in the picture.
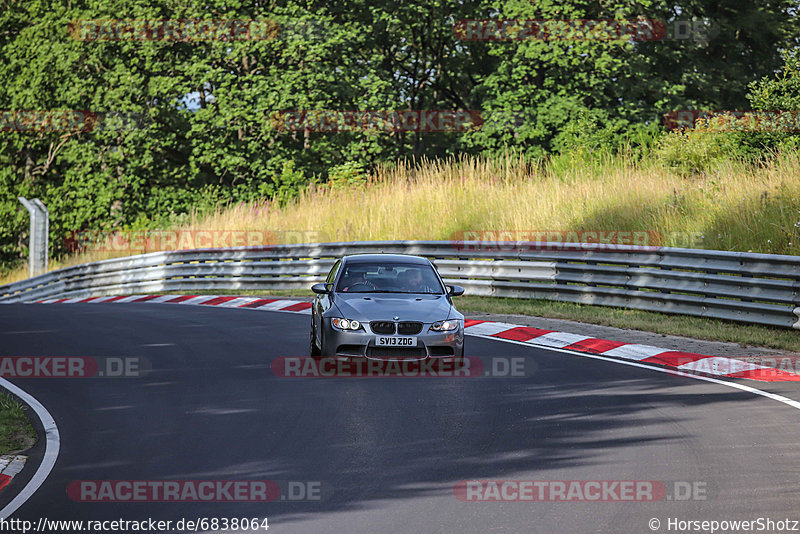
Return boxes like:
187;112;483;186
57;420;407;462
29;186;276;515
455;340;465;368
318;326;330;358
310;322;321;357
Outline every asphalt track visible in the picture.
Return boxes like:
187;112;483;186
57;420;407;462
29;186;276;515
1;303;800;533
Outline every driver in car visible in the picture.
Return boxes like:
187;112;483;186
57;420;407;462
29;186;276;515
341;268;376;292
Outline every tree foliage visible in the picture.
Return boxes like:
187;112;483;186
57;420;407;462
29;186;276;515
0;0;798;267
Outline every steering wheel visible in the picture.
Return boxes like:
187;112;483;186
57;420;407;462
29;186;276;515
345;282;374;292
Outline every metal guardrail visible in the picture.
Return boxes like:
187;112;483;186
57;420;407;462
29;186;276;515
1;240;799;329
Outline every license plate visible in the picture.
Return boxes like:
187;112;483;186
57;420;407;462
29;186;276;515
375;336;417;347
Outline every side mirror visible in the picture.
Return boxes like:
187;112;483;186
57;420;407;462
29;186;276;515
447;285;464;296
311;283;330;295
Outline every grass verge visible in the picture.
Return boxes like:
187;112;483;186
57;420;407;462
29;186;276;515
457;296;800;352
4;150;800;287
0;391;37;455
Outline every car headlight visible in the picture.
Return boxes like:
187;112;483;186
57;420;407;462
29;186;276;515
331;318;363;331
430;319;460;332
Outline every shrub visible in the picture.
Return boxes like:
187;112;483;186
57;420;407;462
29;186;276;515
745;49;800;151
326;161;368;189
655;115;764;176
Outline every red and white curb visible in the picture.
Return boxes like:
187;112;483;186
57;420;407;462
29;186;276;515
33;295;799;382
464;319;800;383
35;295;312;314
0;456;26;493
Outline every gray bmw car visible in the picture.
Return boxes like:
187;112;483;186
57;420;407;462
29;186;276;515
310;253;465;361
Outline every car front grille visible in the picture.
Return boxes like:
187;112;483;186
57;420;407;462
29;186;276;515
366;347;427;360
397;321;423;335
370;321;396;334
428;346;455;356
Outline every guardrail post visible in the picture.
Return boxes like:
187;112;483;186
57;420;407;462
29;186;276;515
18;197;49;277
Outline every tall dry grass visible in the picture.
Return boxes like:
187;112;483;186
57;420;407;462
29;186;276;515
192;150;800;252
3;150;800;286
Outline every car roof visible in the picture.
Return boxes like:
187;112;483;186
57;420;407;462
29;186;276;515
342;253;432;265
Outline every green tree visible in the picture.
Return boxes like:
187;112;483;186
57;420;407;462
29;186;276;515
1;0;799;270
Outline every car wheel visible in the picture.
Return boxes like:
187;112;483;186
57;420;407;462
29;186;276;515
317;326;331;358
455;340;465;368
310;322;321;357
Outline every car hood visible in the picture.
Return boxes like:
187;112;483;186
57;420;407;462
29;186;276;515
332;293;456;323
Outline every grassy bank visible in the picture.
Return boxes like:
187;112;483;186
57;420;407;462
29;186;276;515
457;296;800;352
0;391;36;455
5;149;800;288
189;150;800;255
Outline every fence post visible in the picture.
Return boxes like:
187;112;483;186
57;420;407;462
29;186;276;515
18;197;49;277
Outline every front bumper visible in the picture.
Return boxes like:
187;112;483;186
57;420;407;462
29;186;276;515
320;322;464;360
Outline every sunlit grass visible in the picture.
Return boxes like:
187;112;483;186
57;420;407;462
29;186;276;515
0;392;36;455
187;150;800;254
3;150;800;286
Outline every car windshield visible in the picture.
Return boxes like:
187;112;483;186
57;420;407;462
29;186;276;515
336;262;444;294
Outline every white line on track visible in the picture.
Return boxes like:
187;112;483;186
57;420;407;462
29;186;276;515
0;378;60;519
